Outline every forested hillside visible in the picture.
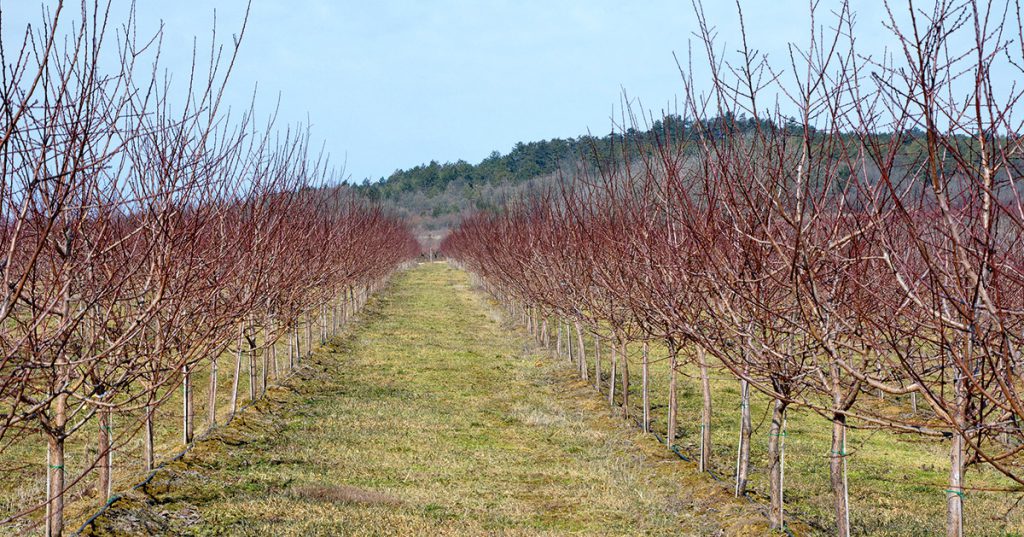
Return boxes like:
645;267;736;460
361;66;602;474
353;115;698;234
353;113;941;242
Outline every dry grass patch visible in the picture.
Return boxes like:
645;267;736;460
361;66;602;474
289;485;401;507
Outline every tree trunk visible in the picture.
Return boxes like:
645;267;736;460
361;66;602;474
97;406;112;504
556;321;563;356
182;364;193;444
271;332;279;380
735;379;751;496
608;338;617;407
698;345;712;473
287;328;293;371
620;340;629;418
536;309;541;344
564;321;573;363
144;397;156;472
667;339;678;447
46;431;65;537
947;369;966;537
876;363;884;399
594;333;602;391
262;332;271;397
291;324;298;369
45;389;69;537
831;411;851;537
541;317;549;348
229;326;243;421
768;398;789;531
575;321;588;381
305;313;312;358
947;431;964;537
248;334;258;402
208;358;219;429
641;340;650;433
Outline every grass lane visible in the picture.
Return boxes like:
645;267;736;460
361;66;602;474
80;263;764;536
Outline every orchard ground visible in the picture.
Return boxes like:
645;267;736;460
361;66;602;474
72;263;1022;536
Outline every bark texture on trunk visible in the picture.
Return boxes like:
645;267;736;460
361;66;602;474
768;398;788;531
735;379;751;496
143;398;156;472
556;321;563;355
46;392;68;537
248;332;258;402
575;321;588;381
641;340;650;432
289;326;297;370
620;340;629;418
608;338;617;407
564;321;573;363
207;359;219;428
698;345;712;473
182;365;193;444
97;406;112;504
305;313;312;358
46;432;65;537
667;339;678;447
947;431;964;537
947;374;966;537
229;327;243;420
830;412;850;537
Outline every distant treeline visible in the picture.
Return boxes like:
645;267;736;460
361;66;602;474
355;114;703;201
352;113;940;230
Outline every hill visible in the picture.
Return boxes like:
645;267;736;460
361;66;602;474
352;115;698;239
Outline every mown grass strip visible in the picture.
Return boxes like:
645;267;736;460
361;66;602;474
78;263;766;536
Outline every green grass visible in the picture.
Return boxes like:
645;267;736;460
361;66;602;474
0;320;295;534
0;295;352;534
74;263;766;536
571;323;1024;536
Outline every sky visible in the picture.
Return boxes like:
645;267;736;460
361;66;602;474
0;1;999;183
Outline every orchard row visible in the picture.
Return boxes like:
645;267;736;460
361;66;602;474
0;4;418;535
443;2;1024;535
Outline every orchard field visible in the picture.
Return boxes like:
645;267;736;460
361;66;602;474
4;0;1024;536
60;264;1024;536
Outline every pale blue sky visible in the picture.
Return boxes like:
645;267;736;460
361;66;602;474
1;1;999;182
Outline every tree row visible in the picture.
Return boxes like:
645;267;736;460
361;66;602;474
442;1;1024;535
